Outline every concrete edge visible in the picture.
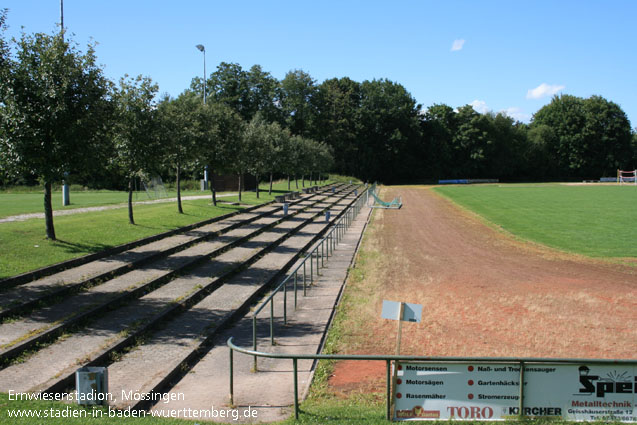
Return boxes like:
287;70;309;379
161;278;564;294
299;205;373;402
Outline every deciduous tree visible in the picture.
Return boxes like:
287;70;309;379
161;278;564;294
0;23;113;239
112;75;162;224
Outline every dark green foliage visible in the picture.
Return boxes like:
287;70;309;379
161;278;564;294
0;21;113;238
530;94;633;179
112;75;162;224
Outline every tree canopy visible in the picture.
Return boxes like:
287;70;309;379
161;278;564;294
0;24;112;239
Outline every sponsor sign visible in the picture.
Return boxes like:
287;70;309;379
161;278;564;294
393;362;636;422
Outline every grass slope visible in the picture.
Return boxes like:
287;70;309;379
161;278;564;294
434;184;637;258
0;179;339;279
0;190;208;219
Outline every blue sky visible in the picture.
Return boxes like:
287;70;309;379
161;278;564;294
2;0;636;125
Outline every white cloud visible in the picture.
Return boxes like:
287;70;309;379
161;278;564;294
500;107;531;122
470;100;489;114
526;83;565;99
451;39;465;52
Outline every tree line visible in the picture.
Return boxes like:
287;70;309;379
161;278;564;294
0;18;332;240
191;59;636;185
2;14;636;240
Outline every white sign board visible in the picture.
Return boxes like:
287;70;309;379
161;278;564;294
393;362;636;422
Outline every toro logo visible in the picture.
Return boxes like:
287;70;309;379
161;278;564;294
447;406;494;419
578;366;636;397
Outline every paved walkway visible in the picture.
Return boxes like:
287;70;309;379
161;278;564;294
151;204;372;423
0;193;239;223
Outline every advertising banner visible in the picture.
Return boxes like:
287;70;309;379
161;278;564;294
393;362;636;422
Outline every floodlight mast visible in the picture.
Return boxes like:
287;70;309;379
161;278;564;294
196;44;206;104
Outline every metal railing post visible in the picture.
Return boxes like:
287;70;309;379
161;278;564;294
283;279;287;325
519;361;525;417
386;360;391;420
293;358;299;420
270;299;274;345
252;315;257;371
321;240;325;267
294;271;298;309
310;251;313;283
229;347;234;406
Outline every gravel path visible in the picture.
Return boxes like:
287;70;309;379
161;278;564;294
0;193;238;223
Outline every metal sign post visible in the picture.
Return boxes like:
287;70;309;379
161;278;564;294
382;300;423;420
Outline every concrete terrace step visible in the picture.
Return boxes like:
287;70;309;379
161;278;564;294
0;194;326;357
0;186;357;395
0;187;350;362
0;203;286;318
106;194;359;410
0;186;347;318
152;202;372;423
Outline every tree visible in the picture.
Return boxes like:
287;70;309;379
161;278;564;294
356;79;422;182
581;96;633;176
312;77;361;176
281;135;302;191
112;75;162;224
197;102;244;206
266;123;291;194
280;70;317;137
242;115;269;199
0;24;113;239
242;114;291;198
206;62;251;120
246;65;283;124
531;94;633;179
452;105;494;178
421;103;457;179
158;92;199;213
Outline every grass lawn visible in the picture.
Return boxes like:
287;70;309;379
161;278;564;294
0;189;219;219
434;183;637;258
0;179;336;279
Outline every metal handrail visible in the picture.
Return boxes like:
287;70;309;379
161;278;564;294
227;337;636;421
251;186;368;370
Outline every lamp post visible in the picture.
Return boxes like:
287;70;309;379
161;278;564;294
196;44;208;190
195;44;206;104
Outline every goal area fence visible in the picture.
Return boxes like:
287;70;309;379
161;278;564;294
618;169;637;185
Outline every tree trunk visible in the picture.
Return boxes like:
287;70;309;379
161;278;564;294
287;175;291;191
176;163;183;214
128;177;135;225
302;175;305;188
310;172;313;186
295;175;299;189
255;174;260;199
44;181;56;240
238;174;242;202
269;173;273;195
318;172;322;185
210;172;217;206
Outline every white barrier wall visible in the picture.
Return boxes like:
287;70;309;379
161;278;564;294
394;362;636;422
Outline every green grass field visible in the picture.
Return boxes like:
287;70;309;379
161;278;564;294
434;183;637;258
0;190;207;219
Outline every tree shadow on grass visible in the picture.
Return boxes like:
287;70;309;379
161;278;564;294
53;239;112;255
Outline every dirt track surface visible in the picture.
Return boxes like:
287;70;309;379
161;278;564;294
329;187;636;393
